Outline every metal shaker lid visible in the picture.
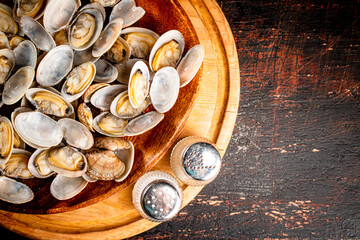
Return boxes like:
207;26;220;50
132;170;183;222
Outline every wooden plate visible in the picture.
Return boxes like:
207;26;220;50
0;0;200;213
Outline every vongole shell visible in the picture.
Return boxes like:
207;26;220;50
13;40;37;72
0;116;14;164
149;66;180;113
121;27;159;59
77;102;94;132
20;16;56;52
73;47;100;67
0;176;33;204
13;0;50;21
43;0;80;33
9;35;25;49
46;145;87;178
68;4;104;51
149;30;185;72
0;48;15;84
104;36;131;64
0;3;18;35
123;111;164;136
61;61;96;102
93;112;128;137
82;82;109;103
114;58;141;84
2;66;35;105
177;45;204;87
90;84;127;111
50;174;88;200
28;149;54;178
93;136;131;151
128;60;150;109
92;18;124;58
14;111;64;149
25;88;75;118
94;59;118;83
109;0;145;28
0;31;10;49
90;0;120;7
58;118;94;150
0;148;33;179
110;90;150;119
36;45;74;87
12;129;26;149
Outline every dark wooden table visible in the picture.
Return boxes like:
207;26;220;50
3;0;360;239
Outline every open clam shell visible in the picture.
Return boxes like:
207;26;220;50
177;45;204;87
123;111;164;136
77;103;94;132
13;0;50;22
14;111;64;149
92;18;124;58
2;66;35;105
20;16;56;52
0;48;15;84
121;27;159;59
94;59;118;83
149;30;185;72
0;3;18;35
93;112;128;137
114;58;141;84
0;176;33;204
0;31;10;49
61;61;96;102
43;0;80;33
90;84;127;111
128;60;150;109
0;116;14;164
110;90;150;119
50;175;88;200
46;146;87;178
9;35;25;49
82;82;109;103
58;118;94;150
104;36;131;64
150;66;180;113
114;140;134;182
36;45;74;87
73;47;100;67
109;0;145;28
28;149;55;178
13;40;37;72
26;88;75;118
0;148;33;179
68;4;104;51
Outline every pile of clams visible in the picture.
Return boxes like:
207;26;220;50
0;0;204;204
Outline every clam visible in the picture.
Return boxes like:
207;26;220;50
0;31;10;49
46;146;87;177
92;18;124;58
80;2;106;21
123;111;164;136
2;66;35;105
13;0;49;20
9;36;25;49
53;29;69;46
90;0;120;7
14;111;64;149
68;4;104;51
84;149;125;181
90;84;127;111
0;176;33;204
13;130;25;149
121;27;159;59
110;90;150;119
104;36;131;63
28;149;54;178
73;47;100;66
149;67;180;113
0;149;32;179
93;112;128;137
94;59;118;83
13;40;37;72
25;88;74;118
58;118;94;150
177;45;204;87
61;61;96;102
149;30;185;72
94;136;131;151
0;3;18;35
109;0;145;28
114;58;140;84
82;82;109;103
128;60;150;109
0;48;15;84
77;103;94;132
36;45;73;87
51;175;88;200
114;139;134;182
20;16;56;52
43;0;80;33
0;116;14;164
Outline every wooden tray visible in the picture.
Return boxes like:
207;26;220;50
0;0;240;238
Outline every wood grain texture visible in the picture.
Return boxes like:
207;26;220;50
0;0;240;238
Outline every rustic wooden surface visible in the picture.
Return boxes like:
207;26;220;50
3;0;360;239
